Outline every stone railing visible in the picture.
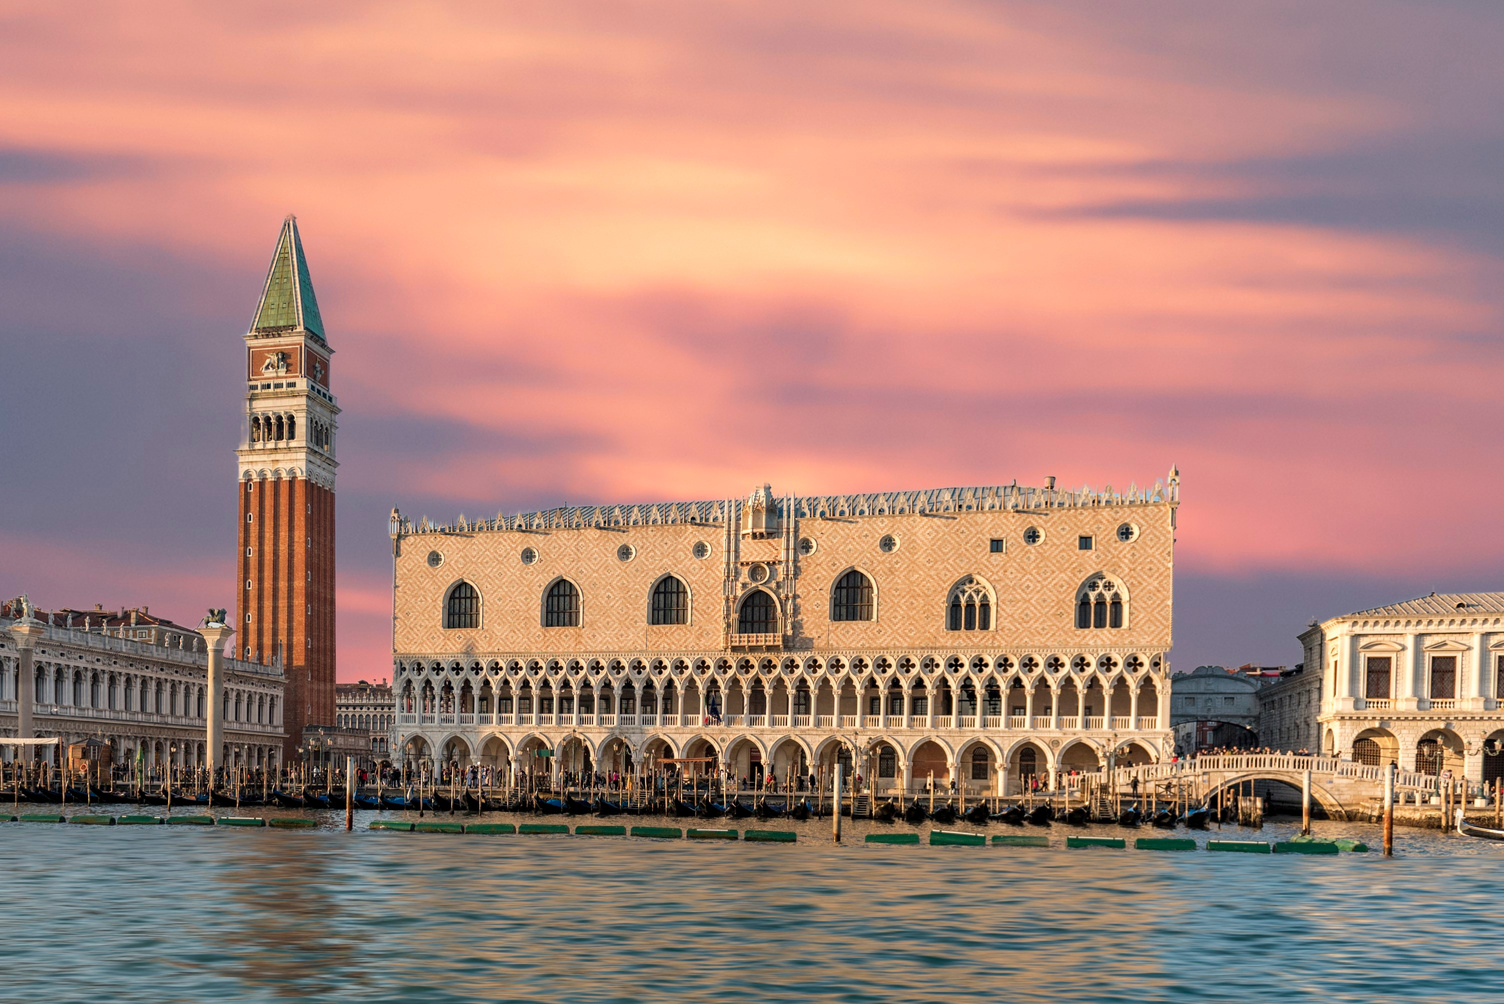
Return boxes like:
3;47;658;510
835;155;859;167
389;711;1162;733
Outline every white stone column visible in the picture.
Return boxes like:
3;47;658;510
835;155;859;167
1050;688;1060;730
200;618;235;779
1129;685;1140;727
8;618;44;742
1397;639;1420;710
1471;632;1488;709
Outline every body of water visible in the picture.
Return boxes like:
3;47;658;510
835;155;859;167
4;811;1501;1003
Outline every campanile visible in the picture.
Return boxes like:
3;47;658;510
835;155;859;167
236;215;338;760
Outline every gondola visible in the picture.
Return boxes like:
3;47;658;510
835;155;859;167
380;793;412;810
1456;809;1504;841
696;801;727;819
210;790;266;808
1027;804;1054;826
1182;807;1211;831
726;800;756;820
1117;805;1142;828
993;804;1026;825
903;801;929;824
138;791;171;806
302;791;332;809
353;792;382;810
593;797;626;816
755;800;788;820
25;787;63;804
669;799;698;818
564;796;593;815
788;799;813;821
94;789;134;804
536;796;567;814
1150;809;1177;829
873;799;899;823
270;790;306;809
962;803;992;826
1064;806;1090;827
928;802;957;824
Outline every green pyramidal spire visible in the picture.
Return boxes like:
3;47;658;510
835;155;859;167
250;215;326;341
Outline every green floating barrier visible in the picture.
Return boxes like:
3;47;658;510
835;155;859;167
466;822;518;835
414;820;464;833
219;817;266;827
370;820;414;832
268;817;317;829
866;832;920;845
69;814;116;826
1208;840;1270;854
1136;837;1196;852
993;834;1050;847
631;825;683;839
518;823;569;835
1335;838;1369;853
167;815;216;826
19;813;66;823
744;829;796;843
118;815;163;826
930;830;986;846
574;824;625;837
1274;840;1339;855
1067;836;1126;849
687;828;738;840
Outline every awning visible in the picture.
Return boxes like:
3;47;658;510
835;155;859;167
0;737;63;747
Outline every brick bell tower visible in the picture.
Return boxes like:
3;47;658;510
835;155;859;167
236;215;338;762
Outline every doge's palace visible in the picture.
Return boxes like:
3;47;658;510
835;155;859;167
390;472;1179;794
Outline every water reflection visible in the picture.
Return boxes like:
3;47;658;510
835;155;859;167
3;816;1502;1003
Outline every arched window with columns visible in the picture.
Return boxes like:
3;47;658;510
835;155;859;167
544;579;581;628
1075;575;1127;630
737;589;778;634
946;575;994;631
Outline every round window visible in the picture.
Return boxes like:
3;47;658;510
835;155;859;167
520;546;539;565
1023;526;1043;545
878;534;899;553
426;550;443;568
748;563;769;583
1117;522;1139;543
692;541;710;559
797;537;817;556
617;543;636;562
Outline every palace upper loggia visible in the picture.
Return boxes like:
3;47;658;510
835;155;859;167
391;472;1179;794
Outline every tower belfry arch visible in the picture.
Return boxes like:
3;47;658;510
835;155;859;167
236;215;339;760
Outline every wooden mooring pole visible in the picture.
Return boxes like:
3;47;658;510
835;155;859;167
1382;761;1395;857
345;756;354;832
832;764;843;843
1301;769;1312;836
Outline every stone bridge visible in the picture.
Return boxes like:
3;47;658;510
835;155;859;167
1084;753;1450;820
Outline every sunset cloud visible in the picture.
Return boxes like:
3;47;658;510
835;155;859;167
2;1;1500;673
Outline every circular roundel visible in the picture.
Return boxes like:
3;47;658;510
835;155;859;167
747;563;769;583
1023;526;1043;545
617;543;636;562
692;541;711;559
797;537;817;556
1117;522;1140;543
426;550;443;568
520;546;539;565
878;534;899;553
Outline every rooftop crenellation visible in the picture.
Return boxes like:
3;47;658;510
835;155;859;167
391;469;1181;538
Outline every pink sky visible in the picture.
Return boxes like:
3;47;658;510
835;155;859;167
2;3;1501;678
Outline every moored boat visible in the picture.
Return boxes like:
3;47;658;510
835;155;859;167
1456;810;1504;841
993;804;1026;825
1027;804;1054;826
1117;805;1142;828
903;801;929;824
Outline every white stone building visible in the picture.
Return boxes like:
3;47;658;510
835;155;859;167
1;604;285;769
1308;592;1504;783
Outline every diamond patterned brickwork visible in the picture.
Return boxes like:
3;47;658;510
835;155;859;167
394;497;1174;660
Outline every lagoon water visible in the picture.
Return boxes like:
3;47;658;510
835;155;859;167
5;811;1503;1003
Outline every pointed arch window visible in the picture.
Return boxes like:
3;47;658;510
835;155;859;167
545;580;581;627
737;589;778;634
831;570;875;622
444;581;479;629
945;576;993;631
1075;576;1126;630
650;576;689;625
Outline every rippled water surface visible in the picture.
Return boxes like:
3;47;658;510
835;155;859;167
5;811;1503;1003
